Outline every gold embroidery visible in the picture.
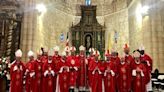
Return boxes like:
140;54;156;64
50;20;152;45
71;60;75;65
64;83;67;88
16;81;19;85
16;74;20;79
123;75;127;80
48;67;52;71
48;80;52;86
38;66;41;70
38;80;41;84
121;68;126;73
108;82;110;86
107;75;110;81
123;82;126;87
64;75;67;80
137;81;140;86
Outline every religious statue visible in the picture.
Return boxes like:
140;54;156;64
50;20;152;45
86;36;91;50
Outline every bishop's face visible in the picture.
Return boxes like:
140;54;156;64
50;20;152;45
135;57;140;64
16;57;21;62
71;51;75;56
66;52;69;56
95;56;98;61
29;56;34;61
120;57;125;63
37;55;41;60
43;52;48;56
106;56;110;61
124;49;129;55
111;52;117;58
48;56;53;60
80;51;84;55
90;52;94;56
55;51;58;56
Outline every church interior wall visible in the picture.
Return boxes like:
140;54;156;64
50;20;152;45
19;0;164;72
104;9;129;55
128;0;164;72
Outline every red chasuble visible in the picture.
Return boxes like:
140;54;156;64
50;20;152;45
132;62;147;92
77;55;88;89
67;55;80;88
25;60;36;92
88;60;104;92
42;60;56;92
10;61;25;92
87;55;95;87
140;54;152;84
34;59;43;92
117;61;132;92
57;59;69;92
104;61;116;92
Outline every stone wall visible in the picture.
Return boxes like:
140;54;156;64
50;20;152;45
37;1;75;54
20;0;164;72
20;0;75;61
104;9;129;54
20;0;130;61
128;0;143;50
128;0;164;72
148;0;164;72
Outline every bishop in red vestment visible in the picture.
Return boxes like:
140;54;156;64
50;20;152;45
123;44;135;66
139;45;153;91
42;50;56;92
89;50;104;92
10;49;26;92
77;45;88;91
67;46;80;91
53;46;61;65
110;49;120;91
34;51;43;92
25;51;36;92
104;50;116;92
117;56;132;92
132;50;147;92
57;52;70;92
110;50;120;73
41;47;48;64
123;44;134;91
87;48;95;87
64;46;70;58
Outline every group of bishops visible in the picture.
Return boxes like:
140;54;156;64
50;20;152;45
10;44;153;92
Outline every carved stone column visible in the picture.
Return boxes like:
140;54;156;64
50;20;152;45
20;0;37;61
